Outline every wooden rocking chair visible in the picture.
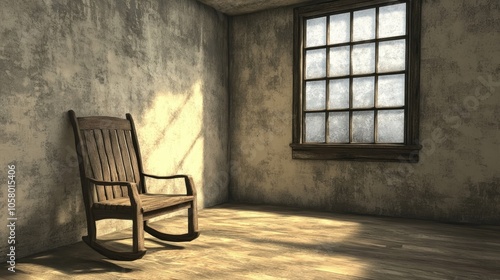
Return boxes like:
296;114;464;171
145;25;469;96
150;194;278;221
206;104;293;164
68;110;199;261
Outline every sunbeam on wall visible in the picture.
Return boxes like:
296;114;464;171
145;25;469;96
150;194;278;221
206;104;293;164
139;82;206;208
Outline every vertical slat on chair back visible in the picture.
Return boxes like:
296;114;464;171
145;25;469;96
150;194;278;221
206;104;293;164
76;116;142;201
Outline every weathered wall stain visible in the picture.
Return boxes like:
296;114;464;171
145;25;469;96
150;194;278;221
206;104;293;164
461;178;500;222
229;0;500;224
0;0;228;261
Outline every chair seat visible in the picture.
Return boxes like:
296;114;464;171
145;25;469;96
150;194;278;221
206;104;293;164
93;194;194;213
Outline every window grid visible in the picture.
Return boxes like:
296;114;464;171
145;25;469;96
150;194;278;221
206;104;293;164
302;3;409;144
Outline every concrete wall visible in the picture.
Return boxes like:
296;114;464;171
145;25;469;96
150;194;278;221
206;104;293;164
0;0;228;260
229;0;500;224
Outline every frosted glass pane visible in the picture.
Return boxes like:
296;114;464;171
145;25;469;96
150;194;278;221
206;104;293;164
329;46;350;77
377;74;405;107
352;43;375;74
379;3;406;38
329;112;350;143
352;111;374;143
353;8;375;41
329;13;350;44
378;39;406;72
352;77;374;108
377;110;404;143
305;49;326;79
305;113;325;142
306;17;326;47
305;81;326;110
329;79;350;109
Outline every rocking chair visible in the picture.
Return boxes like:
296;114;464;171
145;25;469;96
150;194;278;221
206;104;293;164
68;110;199;261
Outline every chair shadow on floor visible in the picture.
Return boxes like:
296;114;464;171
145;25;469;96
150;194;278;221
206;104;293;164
2;235;186;278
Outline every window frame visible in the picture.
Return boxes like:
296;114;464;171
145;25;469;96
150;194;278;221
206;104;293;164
291;0;422;162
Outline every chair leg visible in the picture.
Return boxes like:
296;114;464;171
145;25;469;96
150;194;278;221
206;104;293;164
87;216;97;242
188;200;198;235
144;201;200;242
133;215;145;253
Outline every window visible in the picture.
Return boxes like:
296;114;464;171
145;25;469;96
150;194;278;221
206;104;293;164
291;0;422;162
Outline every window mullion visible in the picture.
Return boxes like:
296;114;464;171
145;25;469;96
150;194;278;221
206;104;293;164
325;16;331;143
348;11;354;143
374;7;380;144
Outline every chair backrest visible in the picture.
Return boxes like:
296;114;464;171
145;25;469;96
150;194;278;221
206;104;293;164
69;110;145;203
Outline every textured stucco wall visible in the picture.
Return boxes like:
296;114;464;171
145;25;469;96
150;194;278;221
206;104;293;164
229;0;500;224
0;0;228;260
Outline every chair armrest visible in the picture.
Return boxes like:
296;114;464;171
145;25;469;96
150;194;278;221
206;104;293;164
142;173;197;196
84;177;142;211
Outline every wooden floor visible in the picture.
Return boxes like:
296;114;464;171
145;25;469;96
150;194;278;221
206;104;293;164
2;203;500;279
